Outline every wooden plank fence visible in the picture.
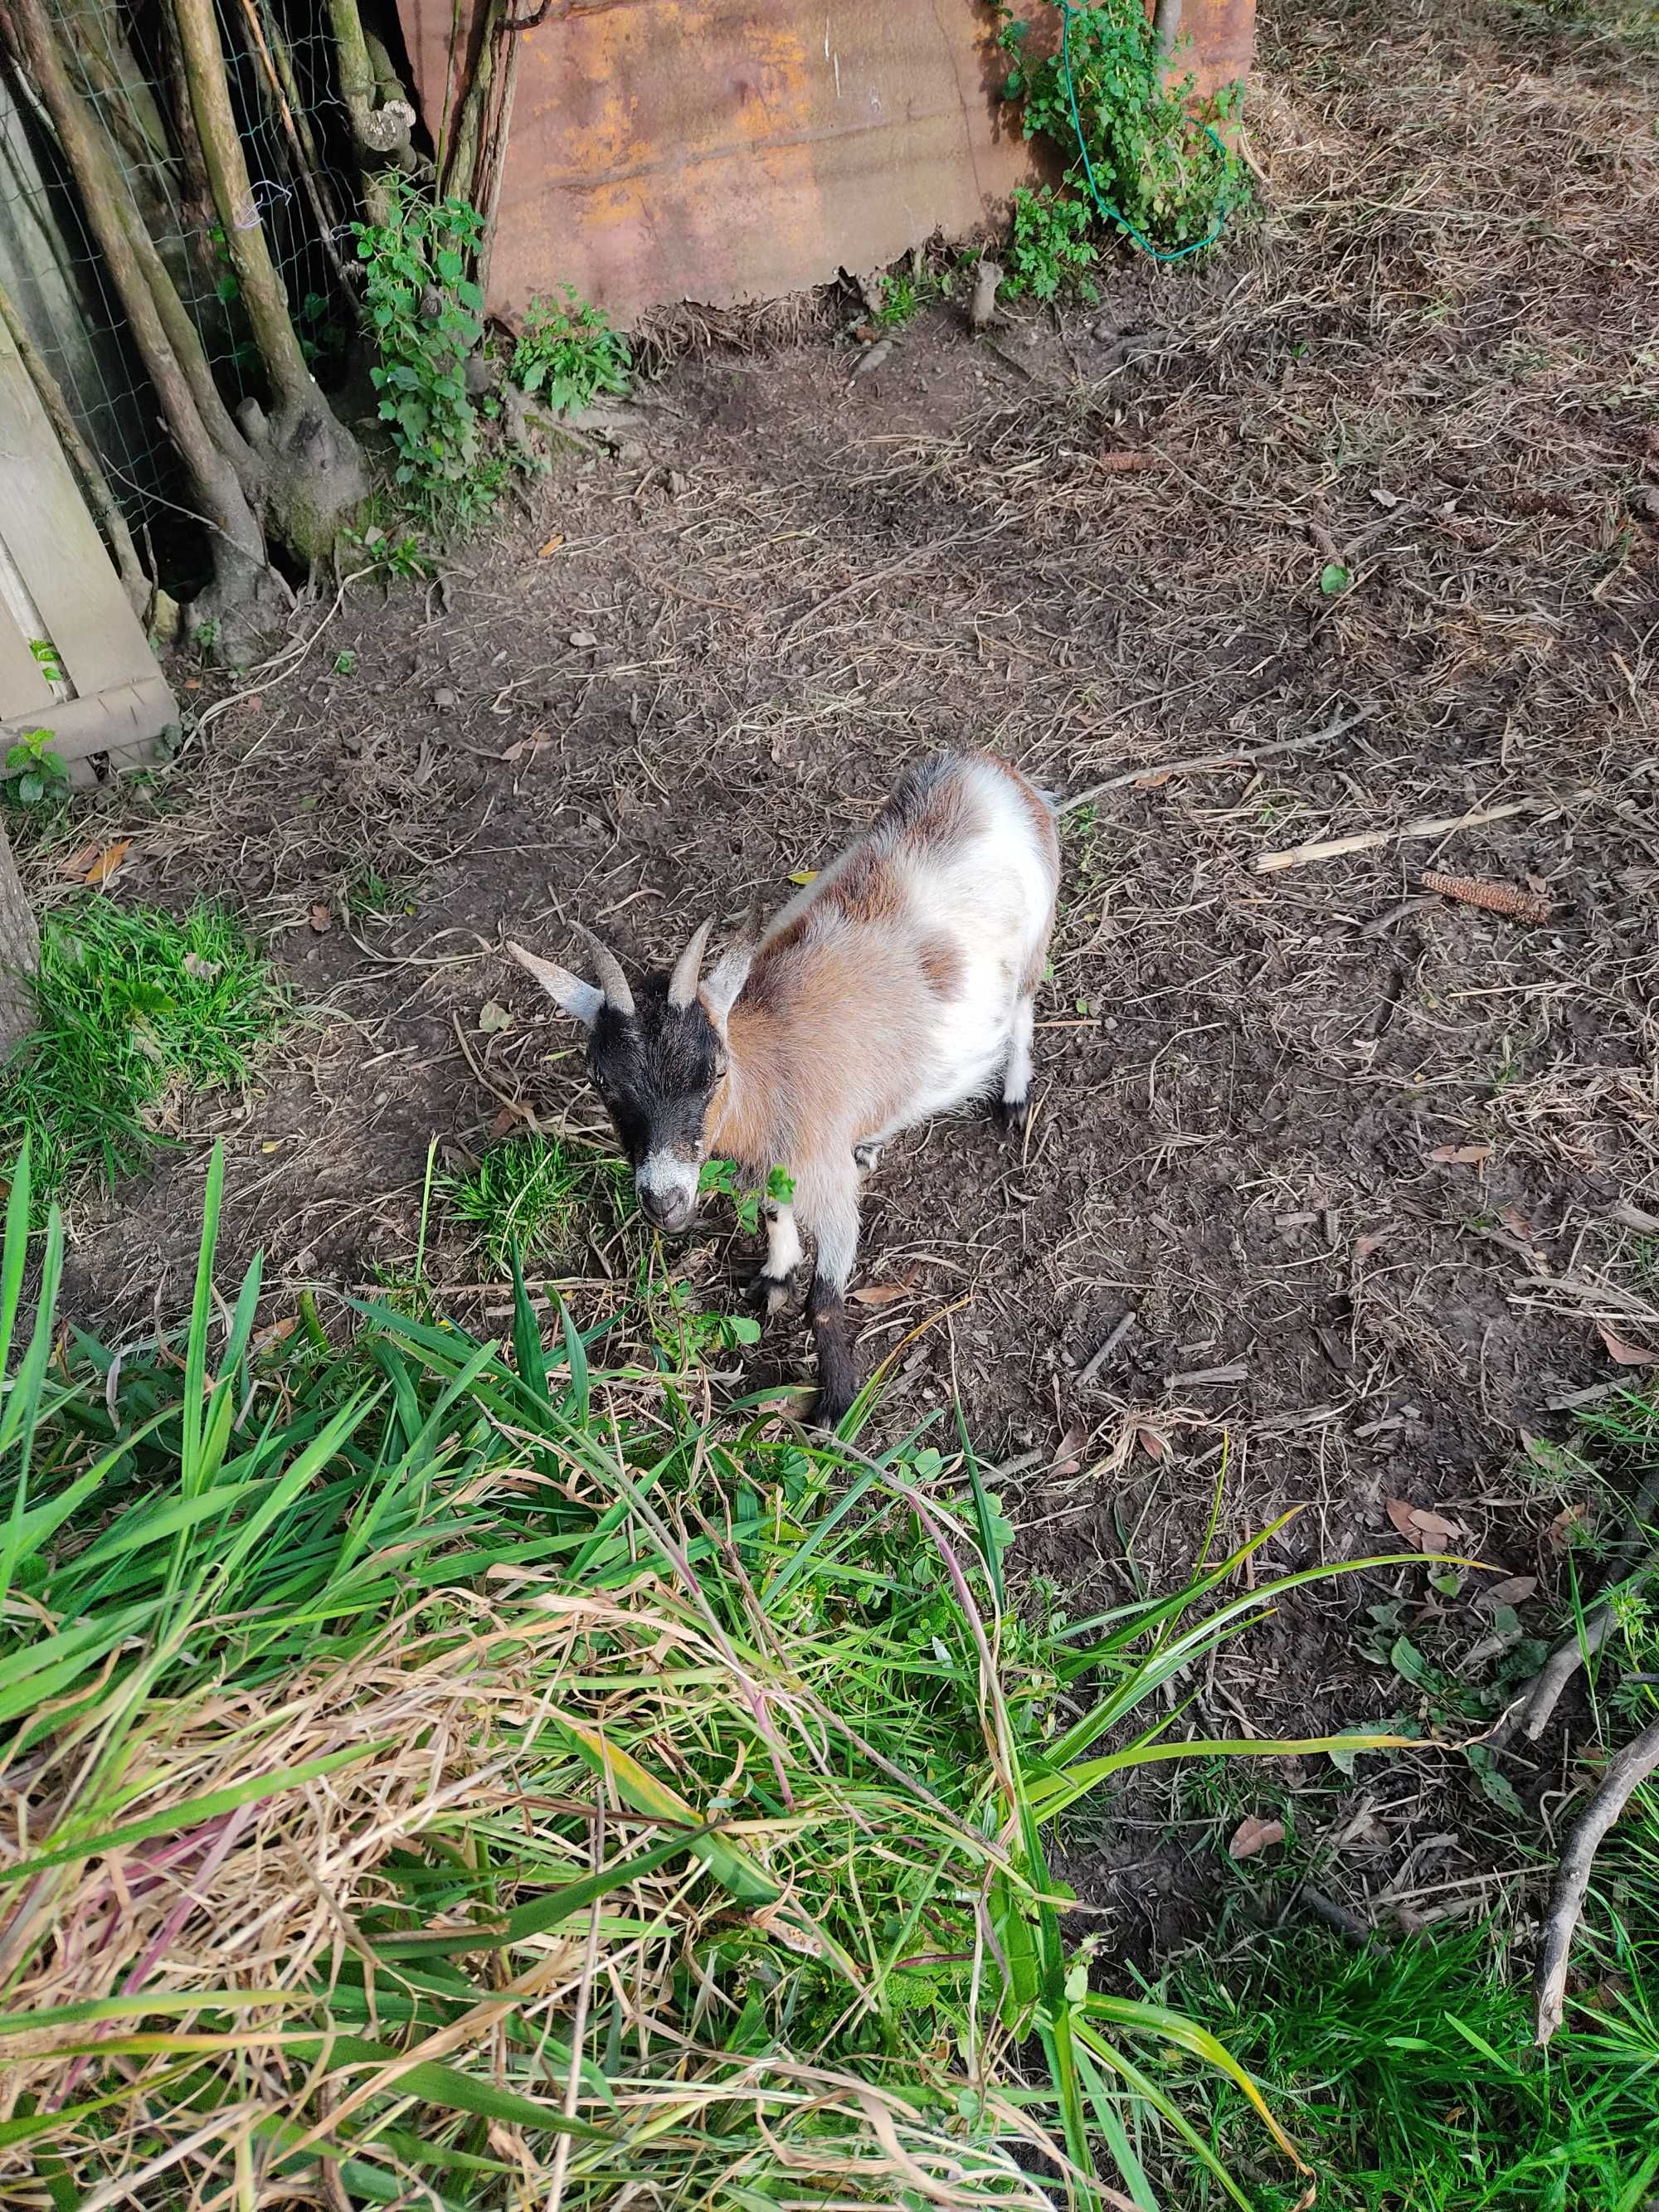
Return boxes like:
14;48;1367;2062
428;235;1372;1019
0;308;175;785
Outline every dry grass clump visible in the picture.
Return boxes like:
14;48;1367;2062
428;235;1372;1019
0;1143;1398;2208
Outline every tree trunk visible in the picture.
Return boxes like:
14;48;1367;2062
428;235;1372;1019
1;0;263;508
327;0;416;222
1153;0;1183;58
171;0;366;561
0;819;39;1060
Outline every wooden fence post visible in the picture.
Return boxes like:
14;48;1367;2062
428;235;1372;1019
0;814;37;1054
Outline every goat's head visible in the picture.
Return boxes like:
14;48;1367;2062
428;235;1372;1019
507;920;754;1234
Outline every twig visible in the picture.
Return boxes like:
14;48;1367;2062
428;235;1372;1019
1058;700;1377;815
1535;1715;1659;2044
187;563;381;747
1300;1885;1376;1947
1165;1361;1249;1388
1255;795;1564;875
1491;1472;1659;1748
1077;1308;1138;1387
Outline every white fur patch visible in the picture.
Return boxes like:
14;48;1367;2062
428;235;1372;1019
636;1152;699;1214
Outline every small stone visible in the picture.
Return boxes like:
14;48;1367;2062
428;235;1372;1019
568;630;599;649
433;686;458;710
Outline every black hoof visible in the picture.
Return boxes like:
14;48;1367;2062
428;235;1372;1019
747;1270;795;1318
996;1093;1030;1138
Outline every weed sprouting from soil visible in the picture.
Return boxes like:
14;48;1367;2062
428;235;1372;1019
512;286;632;411
0;898;285;1208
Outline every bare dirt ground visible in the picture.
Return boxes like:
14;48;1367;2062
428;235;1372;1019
29;0;1659;1947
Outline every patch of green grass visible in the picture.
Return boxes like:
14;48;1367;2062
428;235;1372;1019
1;1144;1419;2210
341;863;417;920
1170;1388;1659;2211
0;896;285;1208
1175;1908;1659;2211
869;270;946;329
437;1131;629;1269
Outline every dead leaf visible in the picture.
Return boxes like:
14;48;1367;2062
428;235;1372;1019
1483;1573;1538;1609
1355;1231;1387;1262
57;842;101;880
849;1283;908;1306
489;1102;533;1140
1498;1205;1535;1241
1228;1814;1285;1861
1385;1498;1465;1553
1429;1143;1492;1165
1136;1425;1168;1461
502;728;552;762
1097;450;1158;473
182;953;221;981
1051;1423;1087;1474
84;840;132;887
251;1315;297;1358
1548;1502;1587;1549
537;534;564;557
787;869;818;887
308;903;333;933
1596;1321;1659;1367
1134;769;1172;790
478;1000;513;1035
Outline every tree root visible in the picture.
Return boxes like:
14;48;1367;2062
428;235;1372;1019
1535;1714;1659;2044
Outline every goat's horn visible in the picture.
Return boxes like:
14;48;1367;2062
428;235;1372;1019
573;924;634;1016
667;918;713;1010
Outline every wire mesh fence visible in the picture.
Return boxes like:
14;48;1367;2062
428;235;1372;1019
0;0;361;554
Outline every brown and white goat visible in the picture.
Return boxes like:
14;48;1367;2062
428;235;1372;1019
507;751;1060;1422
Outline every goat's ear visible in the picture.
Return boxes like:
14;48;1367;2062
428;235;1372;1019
506;940;605;1029
703;935;756;1025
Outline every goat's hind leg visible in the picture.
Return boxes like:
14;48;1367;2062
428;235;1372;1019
996;989;1037;1138
802;1170;862;1428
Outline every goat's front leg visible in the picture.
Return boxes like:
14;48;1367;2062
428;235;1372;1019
997;989;1037;1137
749;1196;802;1317
803;1169;862;1428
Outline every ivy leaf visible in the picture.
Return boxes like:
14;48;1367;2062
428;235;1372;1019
1320;562;1351;596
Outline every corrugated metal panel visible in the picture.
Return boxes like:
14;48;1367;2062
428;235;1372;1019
398;0;1254;323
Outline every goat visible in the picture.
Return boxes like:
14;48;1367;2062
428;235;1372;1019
507;751;1060;1423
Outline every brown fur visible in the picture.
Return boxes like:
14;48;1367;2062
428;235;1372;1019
918;936;964;998
824;846;907;929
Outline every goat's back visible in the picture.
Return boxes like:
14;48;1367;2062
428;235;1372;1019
732;753;1059;1142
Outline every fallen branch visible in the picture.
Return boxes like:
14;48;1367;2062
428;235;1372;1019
1496;1608;1615;1748
1058;700;1377;815
1255;795;1561;876
1535;1714;1659;2044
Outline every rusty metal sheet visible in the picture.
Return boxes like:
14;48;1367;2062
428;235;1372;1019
398;0;1255;324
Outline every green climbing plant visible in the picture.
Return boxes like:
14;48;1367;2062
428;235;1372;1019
999;0;1245;260
352;177;504;528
